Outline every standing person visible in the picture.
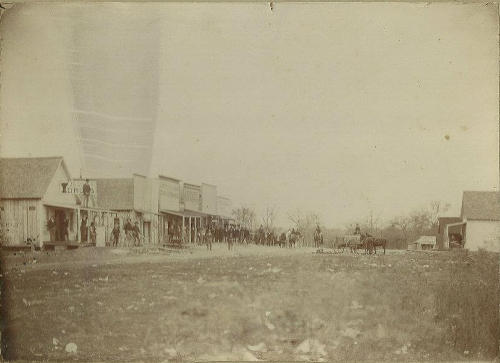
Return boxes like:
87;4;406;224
226;225;232;250
354;224;361;235
133;221;141;246
111;223;120;247
206;227;213;251
82;179;91;208
89;221;97;245
80;215;88;243
124;218;134;246
62;215;69;241
47;216;56;242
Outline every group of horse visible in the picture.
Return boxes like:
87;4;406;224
335;233;387;255
253;229;303;248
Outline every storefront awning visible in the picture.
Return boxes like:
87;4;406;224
42;202;78;210
160;209;210;218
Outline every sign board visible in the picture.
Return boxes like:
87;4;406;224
183;184;201;212
201;183;217;215
62;180;97;196
159;177;180;212
217;196;233;218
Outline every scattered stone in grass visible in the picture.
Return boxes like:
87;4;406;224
264;321;275;330
52;337;60;345
22;298;29;306
247;342;268;353
98;276;109;282
295;338;327;357
65;342;77;353
64;272;69;276
164;347;177;356
197;277;205;284
118;346;128;351
341;327;360;339
265;311;271;317
68;306;75;313
350;300;363;309
376;324;387;338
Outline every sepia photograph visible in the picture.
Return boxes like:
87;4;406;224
0;1;499;361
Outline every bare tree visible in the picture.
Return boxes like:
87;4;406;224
261;206;277;232
232;206;256;229
428;200;450;229
391;215;411;242
287;209;322;246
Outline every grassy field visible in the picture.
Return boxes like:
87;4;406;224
1;244;498;361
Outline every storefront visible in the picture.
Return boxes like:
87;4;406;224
0;157;79;248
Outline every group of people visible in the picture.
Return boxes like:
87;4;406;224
111;218;141;247
47;215;70;242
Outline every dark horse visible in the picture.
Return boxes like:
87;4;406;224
362;233;387;255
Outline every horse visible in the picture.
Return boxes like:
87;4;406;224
314;230;324;250
288;231;299;248
276;232;287;248
369;237;387;255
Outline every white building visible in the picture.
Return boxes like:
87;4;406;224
460;191;500;252
444;191;500;252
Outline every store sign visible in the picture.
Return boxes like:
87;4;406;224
159;178;180;212
183;184;201;211
62;180;97;196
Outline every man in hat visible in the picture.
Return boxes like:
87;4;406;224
82;179;91;208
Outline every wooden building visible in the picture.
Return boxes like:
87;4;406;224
95;174;160;246
460;191;500;251
0;157;78;247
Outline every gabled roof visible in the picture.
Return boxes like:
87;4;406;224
0;157;66;199
461;191;500;221
95;178;134;210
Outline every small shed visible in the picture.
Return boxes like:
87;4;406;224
408;236;436;251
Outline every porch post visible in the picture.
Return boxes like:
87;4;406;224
194;217;197;244
444;224;449;249
76;207;80;243
189;217;192;243
182;216;185;244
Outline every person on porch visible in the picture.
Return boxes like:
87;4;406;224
47;216;56;242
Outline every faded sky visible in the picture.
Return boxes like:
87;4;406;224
1;3;498;228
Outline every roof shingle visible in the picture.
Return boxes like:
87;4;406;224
461;191;500;221
0;157;63;199
95;178;134;210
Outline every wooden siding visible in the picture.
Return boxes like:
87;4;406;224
0;199;40;245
